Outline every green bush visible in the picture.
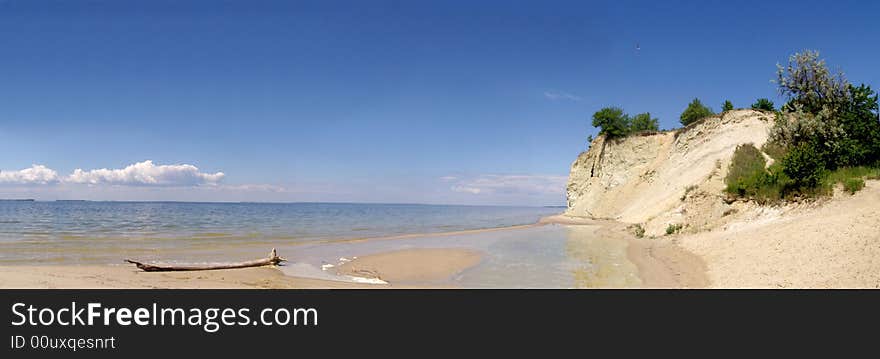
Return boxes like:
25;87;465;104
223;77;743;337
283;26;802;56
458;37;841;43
680;98;714;126
630;112;659;132
722;100;734;112
629;224;645;238
724;144;796;203
823;166;879;194
591;107;631;138
751;98;775;111
665;223;682;235
782;142;826;188
842;177;865;194
725;144;766;192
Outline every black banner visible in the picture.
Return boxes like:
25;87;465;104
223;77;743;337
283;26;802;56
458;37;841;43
2;290;878;357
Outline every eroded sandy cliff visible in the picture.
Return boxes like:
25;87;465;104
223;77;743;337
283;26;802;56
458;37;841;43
565;109;775;236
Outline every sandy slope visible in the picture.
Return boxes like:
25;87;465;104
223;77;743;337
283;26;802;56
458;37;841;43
677;181;880;288
566;109;774;236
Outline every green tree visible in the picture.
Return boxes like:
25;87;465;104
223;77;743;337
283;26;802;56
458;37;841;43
834;84;880;166
722;100;734;112
591;107;631;138
771;51;880;171
679;98;714;126
630;112;659;132
751;98;775;111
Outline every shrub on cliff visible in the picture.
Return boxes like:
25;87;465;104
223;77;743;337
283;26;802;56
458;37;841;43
766;50;880;197
630;112;659;132
665;223;682;235
722;100;734;112
725;144;767;194
724;144;793;203
751;98;775;111
679;98;714;126
591;107;631;138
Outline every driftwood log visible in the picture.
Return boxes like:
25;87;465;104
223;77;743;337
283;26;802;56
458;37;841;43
125;248;286;272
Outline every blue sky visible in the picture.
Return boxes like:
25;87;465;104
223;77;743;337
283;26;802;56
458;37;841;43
1;0;878;205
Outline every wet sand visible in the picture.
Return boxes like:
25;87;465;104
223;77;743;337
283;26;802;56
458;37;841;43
0;248;485;289
334;248;483;286
627;239;709;288
542;215;709;288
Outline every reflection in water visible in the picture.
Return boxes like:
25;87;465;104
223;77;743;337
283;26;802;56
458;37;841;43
284;224;645;288
564;225;642;288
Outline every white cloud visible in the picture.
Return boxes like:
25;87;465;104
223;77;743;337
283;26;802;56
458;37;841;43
451;185;481;194
0;164;60;185
543;90;583;102
449;174;567;196
65;160;224;186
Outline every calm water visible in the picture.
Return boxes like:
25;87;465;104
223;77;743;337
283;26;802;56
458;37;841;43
279;224;641;288
0;201;639;288
0;201;559;264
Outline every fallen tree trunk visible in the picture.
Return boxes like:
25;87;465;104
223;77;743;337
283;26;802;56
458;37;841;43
125;248;285;272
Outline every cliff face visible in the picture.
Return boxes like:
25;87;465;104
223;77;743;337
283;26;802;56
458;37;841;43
565;109;775;235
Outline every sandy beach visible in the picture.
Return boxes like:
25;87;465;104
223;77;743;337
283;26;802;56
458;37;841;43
0;248;486;289
0;265;369;289
2;180;877;289
0;221;708;289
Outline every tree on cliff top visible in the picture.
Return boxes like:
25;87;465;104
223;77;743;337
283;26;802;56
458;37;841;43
679;98;714;126
722;100;734;112
591;107;631;138
776;49;850;114
630;112;659;132
751;98;776;111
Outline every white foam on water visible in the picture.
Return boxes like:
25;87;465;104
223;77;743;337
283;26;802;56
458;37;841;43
279;262;388;285
344;276;389;285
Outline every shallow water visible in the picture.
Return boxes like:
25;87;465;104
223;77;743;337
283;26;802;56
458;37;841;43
0;201;558;264
278;224;642;288
0;201;641;288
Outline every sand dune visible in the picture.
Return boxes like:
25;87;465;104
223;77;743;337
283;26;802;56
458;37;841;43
677;181;880;288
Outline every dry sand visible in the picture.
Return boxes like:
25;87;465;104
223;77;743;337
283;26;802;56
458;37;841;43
0;265;381;289
676;181;880;288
